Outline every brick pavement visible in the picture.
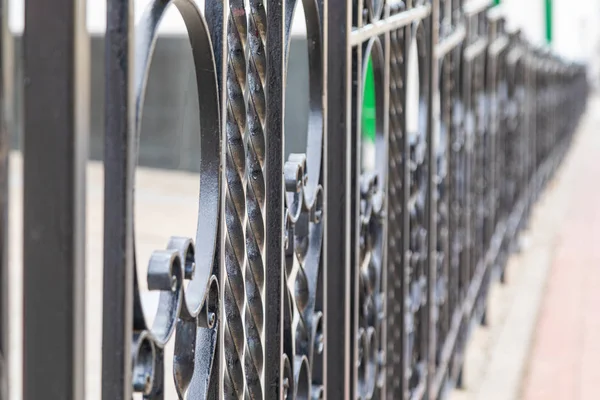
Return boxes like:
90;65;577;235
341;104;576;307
521;97;600;400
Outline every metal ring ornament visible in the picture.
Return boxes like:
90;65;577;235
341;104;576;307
133;0;221;327
132;331;156;395
130;0;221;395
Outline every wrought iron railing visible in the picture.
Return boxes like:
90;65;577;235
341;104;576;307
0;0;589;399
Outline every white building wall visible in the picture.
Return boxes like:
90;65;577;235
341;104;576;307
553;0;600;63
501;0;600;85
502;0;546;46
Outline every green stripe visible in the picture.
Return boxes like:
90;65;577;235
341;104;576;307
362;56;376;144
545;0;552;44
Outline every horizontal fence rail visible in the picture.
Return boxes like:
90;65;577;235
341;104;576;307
0;0;589;399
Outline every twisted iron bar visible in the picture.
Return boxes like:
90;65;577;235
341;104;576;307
224;1;248;397
434;50;452;370
244;0;267;397
387;23;405;400
406;25;429;398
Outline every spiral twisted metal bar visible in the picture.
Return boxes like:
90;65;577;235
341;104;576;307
407;21;430;400
434;44;452;380
244;0;268;397
386;7;405;398
223;0;249;397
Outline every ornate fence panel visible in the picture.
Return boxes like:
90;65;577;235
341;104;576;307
0;0;589;399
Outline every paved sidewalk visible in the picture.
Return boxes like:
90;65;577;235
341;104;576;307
521;98;600;399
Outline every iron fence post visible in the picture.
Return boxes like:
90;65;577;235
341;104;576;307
264;0;284;396
102;1;134;399
325;0;350;397
22;0;89;397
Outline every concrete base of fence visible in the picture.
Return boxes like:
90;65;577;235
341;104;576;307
450;95;594;400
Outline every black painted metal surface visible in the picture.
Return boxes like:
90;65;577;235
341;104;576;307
22;0;88;398
1;0;590;399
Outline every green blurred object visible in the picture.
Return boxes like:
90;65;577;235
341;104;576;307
493;0;501;5
545;0;552;44
362;56;376;144
361;55;377;173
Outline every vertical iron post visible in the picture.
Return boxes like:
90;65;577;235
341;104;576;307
325;0;350;397
102;1;134;399
22;0;89;397
264;0;284;396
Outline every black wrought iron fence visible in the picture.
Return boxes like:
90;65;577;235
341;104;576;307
0;0;589;399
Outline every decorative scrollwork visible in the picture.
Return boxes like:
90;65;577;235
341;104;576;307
130;0;222;396
405;21;430;398
355;36;386;400
434;53;451;370
283;156;324;399
282;0;325;398
449;44;467;306
448;43;468;388
487;16;510;279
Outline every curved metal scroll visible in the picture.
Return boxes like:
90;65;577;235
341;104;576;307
354;35;387;400
130;1;221;396
281;0;326;398
405;21;430;399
